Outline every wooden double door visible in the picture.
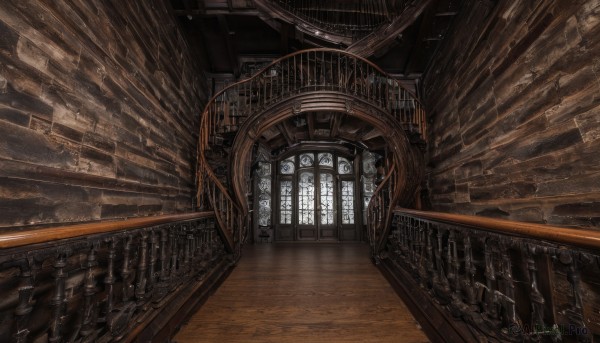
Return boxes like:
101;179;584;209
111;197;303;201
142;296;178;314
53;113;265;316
275;152;359;241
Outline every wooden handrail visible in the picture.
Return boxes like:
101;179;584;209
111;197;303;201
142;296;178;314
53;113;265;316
396;208;600;250
0;212;214;249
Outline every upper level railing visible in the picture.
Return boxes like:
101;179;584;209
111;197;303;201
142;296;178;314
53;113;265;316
0;212;230;343
385;208;600;342
269;0;396;40
197;48;426;255
256;0;422;48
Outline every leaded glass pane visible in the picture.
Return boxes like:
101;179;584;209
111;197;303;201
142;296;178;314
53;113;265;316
258;175;271;226
338;157;353;174
257;162;271;177
341;181;355;224
280;156;295;174
299;153;314;167
258;194;271;226
362;152;377;176
298;171;315;225
318;153;333;167
320;173;334;225
280;180;293;224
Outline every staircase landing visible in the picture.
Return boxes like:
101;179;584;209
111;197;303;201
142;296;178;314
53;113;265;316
174;243;428;342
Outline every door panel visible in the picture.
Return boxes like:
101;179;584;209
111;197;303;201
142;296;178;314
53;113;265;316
318;172;337;240
339;180;357;241
297;171;316;240
273;152;360;242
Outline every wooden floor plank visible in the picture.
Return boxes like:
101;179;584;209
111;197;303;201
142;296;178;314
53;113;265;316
174;243;429;343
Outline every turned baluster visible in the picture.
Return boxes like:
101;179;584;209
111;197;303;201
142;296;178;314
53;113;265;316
425;223;435;286
153;228;169;304
147;229;158;293
525;244;546;332
104;238;117;319
449;230;461;297
135;231;148;306
483;239;498;320
79;244;98;340
122;235;134;303
410;218;418;268
446;228;455;286
170;227;178;279
13;257;35;343
185;224;193;275
434;227;449;292
499;241;517;326
49;252;67;343
559;250;591;342
399;216;408;259
190;223;198;270
463;235;477;305
417;221;428;287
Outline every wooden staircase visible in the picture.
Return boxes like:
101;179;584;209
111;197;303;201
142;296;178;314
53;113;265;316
195;48;427;259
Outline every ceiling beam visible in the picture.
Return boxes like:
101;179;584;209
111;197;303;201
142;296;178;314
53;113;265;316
276;123;294;146
360;128;382;141
354;126;373;141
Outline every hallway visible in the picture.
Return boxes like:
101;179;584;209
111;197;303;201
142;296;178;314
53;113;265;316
174;243;428;342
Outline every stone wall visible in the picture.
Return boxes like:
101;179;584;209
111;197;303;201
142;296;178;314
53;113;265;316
0;0;207;228
423;0;600;228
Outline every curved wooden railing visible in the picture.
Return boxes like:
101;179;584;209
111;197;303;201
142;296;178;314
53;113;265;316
382;208;600;342
367;156;401;258
255;0;427;51
264;0;395;42
0;212;232;343
197;48;426;255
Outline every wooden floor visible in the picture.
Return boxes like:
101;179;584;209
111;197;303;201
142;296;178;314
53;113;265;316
174;243;429;343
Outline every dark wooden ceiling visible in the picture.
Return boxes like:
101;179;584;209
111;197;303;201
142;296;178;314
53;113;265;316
169;0;460;153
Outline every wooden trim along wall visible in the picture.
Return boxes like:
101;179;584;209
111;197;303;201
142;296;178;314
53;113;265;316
397;208;600;250
0;212;213;248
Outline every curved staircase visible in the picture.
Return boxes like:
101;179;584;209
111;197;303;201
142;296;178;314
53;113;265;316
196;48;427;258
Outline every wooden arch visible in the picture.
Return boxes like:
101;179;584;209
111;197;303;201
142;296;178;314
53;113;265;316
230;90;424;216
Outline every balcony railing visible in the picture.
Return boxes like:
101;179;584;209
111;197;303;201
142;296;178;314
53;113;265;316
0;212;231;343
382;208;600;342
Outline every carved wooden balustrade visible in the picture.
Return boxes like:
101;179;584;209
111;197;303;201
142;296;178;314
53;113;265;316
268;0;396;40
197;48;426;256
367;156;403;258
254;1;432;56
0;212;231;343
381;208;600;342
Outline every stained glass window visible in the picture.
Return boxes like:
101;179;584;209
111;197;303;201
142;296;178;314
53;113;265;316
361;151;379;221
320;173;334;225
338;157;353;174
280;156;295;174
298;171;315;225
257;162;272;177
299;153;314;167
280;180;293;224
318;153;333;167
257;163;272;226
341;181;355;224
